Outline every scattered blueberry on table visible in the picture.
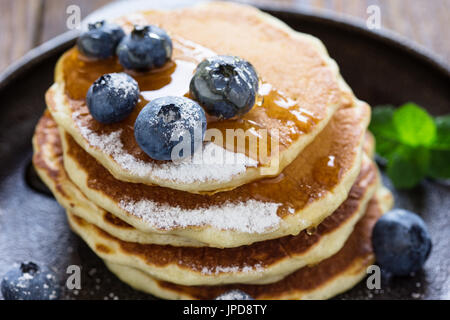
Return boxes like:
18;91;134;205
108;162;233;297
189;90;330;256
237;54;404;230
77;20;125;59
134;96;207;161
190;55;259;119
215;290;254;300
1;262;60;300
117;25;173;71
372;209;432;276
86;72;140;124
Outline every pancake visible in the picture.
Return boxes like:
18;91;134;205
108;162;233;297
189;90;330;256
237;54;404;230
65;159;378;286
58;98;370;248
46;1;355;193
104;188;393;299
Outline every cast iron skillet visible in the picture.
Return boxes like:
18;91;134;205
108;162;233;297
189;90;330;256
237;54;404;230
0;4;448;300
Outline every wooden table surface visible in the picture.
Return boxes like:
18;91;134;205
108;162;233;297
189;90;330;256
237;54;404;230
0;0;449;73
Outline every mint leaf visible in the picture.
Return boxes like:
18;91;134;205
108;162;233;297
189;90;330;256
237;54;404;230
370;103;448;188
386;145;430;189
428;150;450;179
369;106;401;160
427;115;450;179
392;103;436;147
369;106;397;139
376;139;399;162
432;115;450;149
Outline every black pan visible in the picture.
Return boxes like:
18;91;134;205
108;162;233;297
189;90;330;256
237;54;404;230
0;5;448;300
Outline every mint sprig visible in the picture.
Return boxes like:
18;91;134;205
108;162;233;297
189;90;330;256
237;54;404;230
369;103;450;189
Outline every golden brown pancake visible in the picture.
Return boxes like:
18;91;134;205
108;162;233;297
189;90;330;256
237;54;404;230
46;1;355;193
105;191;392;299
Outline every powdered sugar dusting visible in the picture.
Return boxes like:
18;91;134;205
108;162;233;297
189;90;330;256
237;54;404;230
75;119;257;183
118;198;281;233
102;73;137;98
200;263;264;275
215;290;254;300
146;97;203;144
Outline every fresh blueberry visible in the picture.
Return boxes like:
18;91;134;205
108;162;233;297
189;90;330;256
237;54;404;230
215;290;254;300
134;96;206;161
77;20;125;59
87;72;140;124
1;262;60;300
189;55;259;119
116;25;173;71
372;209;432;276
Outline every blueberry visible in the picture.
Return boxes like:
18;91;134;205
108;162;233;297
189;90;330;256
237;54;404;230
1;262;60;300
134;96;206;161
215;290;254;300
116;25;172;71
189;55;259;119
87;72;140;124
372;209;432;276
77;20;125;59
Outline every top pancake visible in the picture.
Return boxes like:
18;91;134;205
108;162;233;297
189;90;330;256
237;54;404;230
46;1;353;193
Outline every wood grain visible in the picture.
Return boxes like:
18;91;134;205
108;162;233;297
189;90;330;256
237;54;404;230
0;0;449;73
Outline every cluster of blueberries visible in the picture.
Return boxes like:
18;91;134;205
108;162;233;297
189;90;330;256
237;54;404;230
77;20;172;70
79;20;259;161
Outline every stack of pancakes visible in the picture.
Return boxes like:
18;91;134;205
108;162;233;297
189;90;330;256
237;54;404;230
32;2;393;299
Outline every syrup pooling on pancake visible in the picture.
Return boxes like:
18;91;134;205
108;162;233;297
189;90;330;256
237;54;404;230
62;37;319;167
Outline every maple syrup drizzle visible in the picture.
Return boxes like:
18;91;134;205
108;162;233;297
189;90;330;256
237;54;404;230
62;37;319;161
59;37;346;216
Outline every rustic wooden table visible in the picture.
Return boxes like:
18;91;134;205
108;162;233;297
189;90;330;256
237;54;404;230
0;0;449;73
